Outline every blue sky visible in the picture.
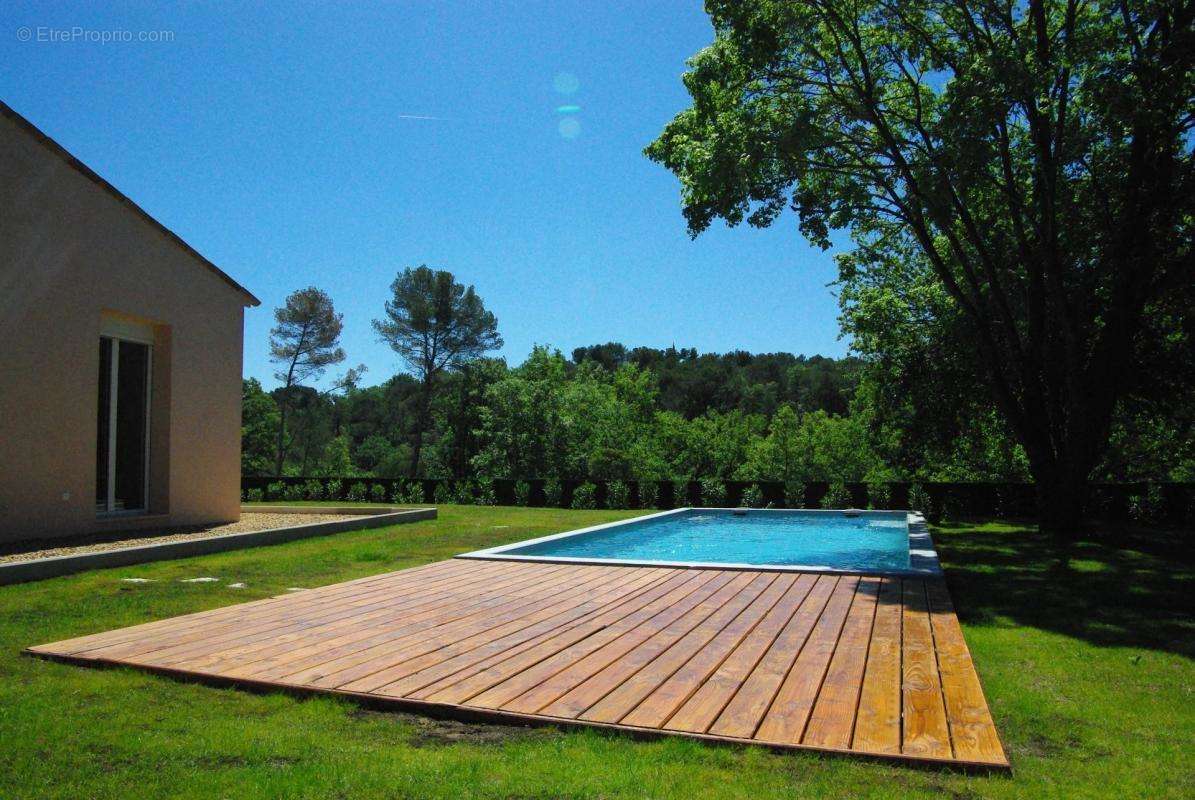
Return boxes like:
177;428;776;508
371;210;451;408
4;1;848;389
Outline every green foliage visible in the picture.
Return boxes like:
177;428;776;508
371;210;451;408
369;483;387;503
908;483;931;514
513;481;531;506
571;482;597;510
266;481;285;501
822;482;852;509
543;479;563;508
397;481;424;505
606;480;630;509
784;481;806;509
433;482;453;505
699;477;726;507
473;479;496;506
1129;485;1165;524
303;479;325;501
245;487;264;503
740;483;765;508
324;479;343;500
241;379;279;476
638;480;659;509
346;482;368;502
673;478;693;509
867;482;891;510
282;482;304;502
647;0;1194;532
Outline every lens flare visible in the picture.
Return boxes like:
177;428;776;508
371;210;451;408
553;71;580;95
558;117;581;139
556;104;582;114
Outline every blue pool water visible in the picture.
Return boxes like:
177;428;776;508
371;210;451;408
500;509;910;572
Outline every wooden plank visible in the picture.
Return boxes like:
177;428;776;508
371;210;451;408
664;573;817;734
900;579;952;759
316;566;663;692
215;564;614;680
800;576;880;748
34;559;480;656
707;575;838;739
851;576;902;754
28;560;1009;771
460;570;722;710
754;576;859;743
71;559;515;660
581;573;778;724
234;565;605;685
620;573;796;729
409;569;696;703
130;561;561;668
542;572;765;719
371;568;674;697
495;571;742;714
925;580;1007;765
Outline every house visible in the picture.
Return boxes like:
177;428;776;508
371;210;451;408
0;101;259;543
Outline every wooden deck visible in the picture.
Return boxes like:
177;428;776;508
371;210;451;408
27;559;1007;770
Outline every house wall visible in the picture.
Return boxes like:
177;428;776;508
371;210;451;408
0;111;252;543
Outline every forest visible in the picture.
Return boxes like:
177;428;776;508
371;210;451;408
242;340;1193;484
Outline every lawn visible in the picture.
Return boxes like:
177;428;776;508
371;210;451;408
1;506;1190;799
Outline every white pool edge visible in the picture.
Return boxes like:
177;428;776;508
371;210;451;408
456;507;941;578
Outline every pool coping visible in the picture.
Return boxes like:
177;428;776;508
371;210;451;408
456;507;941;577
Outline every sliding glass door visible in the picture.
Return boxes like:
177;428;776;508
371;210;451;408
96;336;151;513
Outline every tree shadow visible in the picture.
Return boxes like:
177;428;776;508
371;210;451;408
933;519;1194;659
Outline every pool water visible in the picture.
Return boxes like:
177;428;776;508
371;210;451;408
500;509;910;572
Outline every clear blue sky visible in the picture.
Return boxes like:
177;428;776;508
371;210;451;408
4;1;848;390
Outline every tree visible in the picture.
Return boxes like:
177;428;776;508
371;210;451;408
373;266;502;477
647;0;1193;534
241;378;279;476
269;288;346;476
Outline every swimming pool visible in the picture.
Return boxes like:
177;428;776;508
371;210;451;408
459;508;940;576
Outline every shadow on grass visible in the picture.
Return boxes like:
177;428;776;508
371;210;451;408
932;519;1194;659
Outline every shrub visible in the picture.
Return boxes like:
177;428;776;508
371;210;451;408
324;479;343;500
369;483;387;503
544;479;563;507
784;481;806;509
1129;484;1164;523
822;481;852;508
606;480;630;509
433;482;453;505
303;479;325;501
867;482;891;510
907;483;932;514
346;482;368;502
474;479;496;506
246;487;264;503
283;482;305;502
672;479;690;507
399;481;425;504
638;481;659;509
266;481;285;501
452;481;476;505
699;477;726;507
513;480;531;506
571;482;597;509
740;483;765;508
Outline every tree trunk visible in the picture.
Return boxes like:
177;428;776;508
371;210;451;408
1033;459;1089;543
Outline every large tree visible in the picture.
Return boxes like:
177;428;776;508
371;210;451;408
269;287;347;476
373;266;502;477
647;0;1193;533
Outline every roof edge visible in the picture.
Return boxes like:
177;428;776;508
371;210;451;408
0;99;261;307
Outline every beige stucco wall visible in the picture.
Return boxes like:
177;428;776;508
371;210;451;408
0;111;253;543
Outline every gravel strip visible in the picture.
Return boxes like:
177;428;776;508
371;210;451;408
0;513;367;564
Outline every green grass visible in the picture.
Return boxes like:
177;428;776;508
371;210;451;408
1;506;1191;799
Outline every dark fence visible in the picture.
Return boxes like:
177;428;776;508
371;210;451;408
241;476;1195;526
